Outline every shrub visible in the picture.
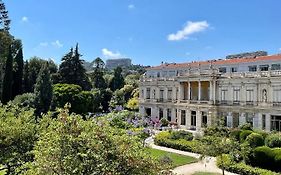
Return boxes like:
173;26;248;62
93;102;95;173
245;133;264;148
203;126;230;137
169;130;193;141
240;130;253;142
230;128;242;141
265;133;281;148
12;93;35;108
251;146;275;169
240;123;253;131
160;118;169;127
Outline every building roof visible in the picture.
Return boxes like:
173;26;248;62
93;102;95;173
147;54;281;70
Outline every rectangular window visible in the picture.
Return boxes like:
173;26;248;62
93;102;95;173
221;89;227;103
273;89;281;106
272;64;281;70
249;65;257;72
159;108;163;119
262;114;266;130
246;89;254;104
233;89;240;102
160;89;164;101
231;67;237;72
167;109;171;121
219;67;227;73
259;65;269;71
146;88;150;99
167;88;172;101
191;111;196;126
181;110;186;125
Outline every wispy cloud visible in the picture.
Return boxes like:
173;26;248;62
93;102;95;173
102;48;122;59
128;4;135;10
39;42;48;47
51;40;63;48
168;21;209;41
21;16;29;23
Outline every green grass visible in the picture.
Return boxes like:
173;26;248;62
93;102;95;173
147;148;197;167
192;172;221;175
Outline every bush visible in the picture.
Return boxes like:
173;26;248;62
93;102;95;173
160;118;169;127
169;130;193;141
245;133;264;148
240;130;253;142
265;133;281;148
12;93;35;108
203;126;230;137
230;129;242;141
217;154;280;175
240;123;253;131
251;146;275;169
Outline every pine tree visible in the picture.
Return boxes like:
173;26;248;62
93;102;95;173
0;0;11;31
12;47;23;98
23;61;32;93
1;46;13;103
90;57;106;89
58;44;91;90
34;62;53;116
110;66;124;91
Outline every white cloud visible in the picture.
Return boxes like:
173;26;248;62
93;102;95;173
21;16;28;22
128;4;135;10
102;48;122;59
279;48;281;51
168;21;209;41
39;42;48;47
185;52;191;56
51;40;63;48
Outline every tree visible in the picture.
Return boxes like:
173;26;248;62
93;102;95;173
0;104;37;175
110;66;124;91
90;57;106;89
23;61;32;93
12;47;24;98
100;88;112;112
25;108;163;175
58;44;91;90
34;62;53;116
1;46;13;103
0;0;11;31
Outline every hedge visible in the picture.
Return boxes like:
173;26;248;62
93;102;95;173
245;133;264;148
265;133;281;148
240;130;253;142
217;154;281;175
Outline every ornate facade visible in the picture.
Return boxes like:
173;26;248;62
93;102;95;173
139;54;281;131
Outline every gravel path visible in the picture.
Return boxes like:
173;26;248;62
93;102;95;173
146;137;238;175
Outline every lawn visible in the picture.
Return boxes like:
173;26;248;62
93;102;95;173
192;172;221;175
147;148;197;167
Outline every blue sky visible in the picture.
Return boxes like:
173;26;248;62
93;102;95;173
5;0;281;66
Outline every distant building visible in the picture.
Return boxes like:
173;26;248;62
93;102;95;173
106;58;132;70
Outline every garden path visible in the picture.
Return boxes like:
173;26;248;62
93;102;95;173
145;137;238;175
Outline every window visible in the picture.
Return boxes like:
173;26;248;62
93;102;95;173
152;89;156;99
157;72;160;77
246;89;254;104
167;109;171;121
181;110;186;125
191;111;196;126
259;65;269;71
231;67;237;72
262;114;266;130
272;64;281;70
221;89;227;102
233;89;240;102
159;108;163;119
273;89;281;106
271;115;281;131
160;89;164;101
248;65;257;72
167;88;172;101
219;67;227;73
146;88;150;99
141;89;144;98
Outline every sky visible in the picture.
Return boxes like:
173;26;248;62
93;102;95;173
5;0;281;66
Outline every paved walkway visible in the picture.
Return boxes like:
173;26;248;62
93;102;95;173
146;137;238;175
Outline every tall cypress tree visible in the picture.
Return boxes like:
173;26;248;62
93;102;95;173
110;66;124;91
12;47;23;98
34;62;53;116
91;57;106;89
1;46;13;103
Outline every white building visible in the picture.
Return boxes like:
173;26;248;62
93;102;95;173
139;53;281;131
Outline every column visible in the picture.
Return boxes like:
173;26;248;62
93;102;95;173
171;108;176;122
198;81;201;101
196;110;202;130
227;112;233;128
155;87;160;100
151;107;158;120
164;87;168;101
239;113;246;126
213;80;216;104
207;110;212;126
163;108;167;119
209;81;213;101
265;113;271;132
143;87;147;100
188;82;191;100
252;114;259;129
172;87;177;102
177;109;181;126
139;106;145;117
257;113;263;130
186;110;191;129
178;83;184;101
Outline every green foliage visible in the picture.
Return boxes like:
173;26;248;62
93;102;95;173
90;57;107;89
229;128;242;141
12;93;35;108
110;89;126;108
34;63;53;116
12;47;24;98
169;130;193;141
203;126;230;137
0;0;11;31
126;97;139;111
0;104;37;174
25;108;163;175
58;45;91;90
52;84;96;114
110;66;124;91
240;123;253;131
245;133;264;148
2;46;13;104
100;88;112;112
125;74;140;88
265;133;281;148
217;154;280;175
160;118;169;127
240;130;253;142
